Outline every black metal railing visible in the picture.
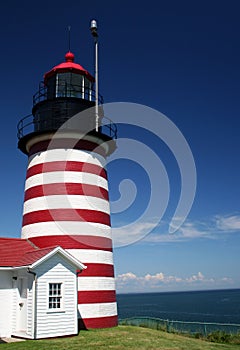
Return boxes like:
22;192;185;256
33;81;104;106
17;113;117;140
17;114;33;139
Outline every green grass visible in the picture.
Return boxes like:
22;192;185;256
1;326;240;349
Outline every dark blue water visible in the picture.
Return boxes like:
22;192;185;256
117;289;240;324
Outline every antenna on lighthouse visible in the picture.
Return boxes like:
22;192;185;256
90;19;99;132
68;25;71;51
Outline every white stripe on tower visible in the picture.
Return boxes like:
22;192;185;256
25;172;108;191
21;222;111;239
23;195;110;215
22;137;117;328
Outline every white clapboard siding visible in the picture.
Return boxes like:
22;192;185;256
11;286;17;335
33;254;78;339
26;276;34;337
0;271;13;338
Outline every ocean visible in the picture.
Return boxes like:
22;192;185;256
117;289;240;324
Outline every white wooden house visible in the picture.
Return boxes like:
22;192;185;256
0;238;86;339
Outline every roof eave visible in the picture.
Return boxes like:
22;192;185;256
30;246;87;270
0;266;30;270
44;67;95;83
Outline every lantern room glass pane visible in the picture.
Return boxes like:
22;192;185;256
56;73;84;98
84;78;91;100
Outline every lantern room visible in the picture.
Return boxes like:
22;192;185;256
17;51;117;155
32;51;100;134
43;51;95;101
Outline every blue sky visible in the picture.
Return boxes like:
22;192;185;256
0;0;240;293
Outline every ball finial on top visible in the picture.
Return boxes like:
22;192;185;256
65;51;75;62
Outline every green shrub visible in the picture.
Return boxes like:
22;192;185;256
194;332;203;339
207;331;232;343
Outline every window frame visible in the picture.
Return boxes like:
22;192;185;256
47;282;65;313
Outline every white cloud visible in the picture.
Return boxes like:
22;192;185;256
221;277;233;282
215;215;240;231
112;221;157;246
117;272;137;281
116;270;232;292
112;213;240;246
178;223;209;238
141;213;240;244
143;221;212;243
114;219;207;245
145;272;165;281
186;271;205;283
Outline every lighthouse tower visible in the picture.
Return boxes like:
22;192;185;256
17;44;118;328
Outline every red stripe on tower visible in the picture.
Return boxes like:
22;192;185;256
24;183;109;201
78;290;116;304
26;161;107;179
29;236;113;251
22;209;111;226
78;316;118;330
29;139;107;157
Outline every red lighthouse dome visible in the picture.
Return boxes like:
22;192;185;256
44;51;94;82
17;50;118;330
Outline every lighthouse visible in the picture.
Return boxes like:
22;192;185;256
17;25;118;329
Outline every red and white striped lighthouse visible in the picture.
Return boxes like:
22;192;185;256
17;42;118;328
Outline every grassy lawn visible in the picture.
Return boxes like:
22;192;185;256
1;326;240;350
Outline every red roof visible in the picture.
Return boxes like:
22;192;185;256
44;51;94;83
0;238;57;267
17;246;58;266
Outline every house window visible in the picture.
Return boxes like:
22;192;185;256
49;283;62;309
